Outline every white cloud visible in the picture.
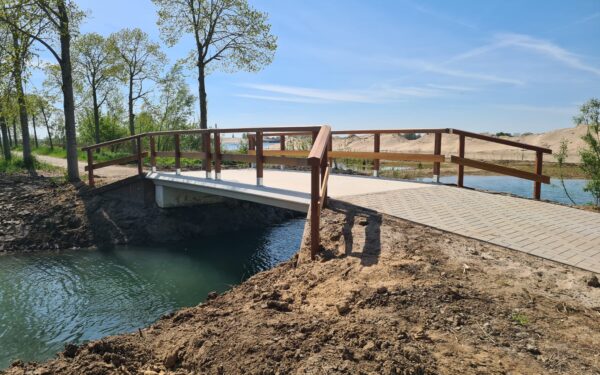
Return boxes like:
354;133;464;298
495;104;575;115
492;33;600;77
238;83;453;104
426;84;477;92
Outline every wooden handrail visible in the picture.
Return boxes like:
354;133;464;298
308;126;331;164
450;129;552;154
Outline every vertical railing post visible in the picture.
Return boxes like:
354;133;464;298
373;133;380;177
534;150;543;200
214;131;221;180
150;135;156;172
328;132;333;170
174;133;181;175
248;134;256;168
320;151;328;208
458;134;465;188
433;132;442;182
279;134;286;170
86;148;95;188
256;130;263;186
136;136;143;175
310;160;320;259
203;132;212;178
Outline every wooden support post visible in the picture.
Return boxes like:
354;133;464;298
149;135;156;172
174;133;181;174
328;132;333;167
433;132;442;182
280;135;286;150
534;150;543;200
256;130;263;185
214;132;221;179
248;134;255;168
136;136;143;175
279;135;286;170
458;134;465;188
373;133;380;177
86;148;95;187
320;153;328;208
203;132;212;178
310;161;320;259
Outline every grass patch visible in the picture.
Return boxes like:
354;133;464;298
0;156;63;175
32;146;130;164
511;312;530;326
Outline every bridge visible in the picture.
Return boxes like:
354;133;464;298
81;126;600;274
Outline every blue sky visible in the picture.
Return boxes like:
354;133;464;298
36;0;600;133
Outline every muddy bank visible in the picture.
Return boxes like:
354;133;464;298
0;174;297;253
5;200;600;374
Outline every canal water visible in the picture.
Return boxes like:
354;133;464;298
417;175;595;205
0;219;305;369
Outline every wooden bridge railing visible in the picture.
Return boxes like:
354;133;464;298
81;126;551;259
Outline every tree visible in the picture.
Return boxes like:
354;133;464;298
0;2;38;168
153;0;277;129
108;28;165;138
0;0;83;181
574;99;600;207
73;32;119;146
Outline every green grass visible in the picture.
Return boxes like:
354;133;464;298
511;312;530;326
32;146;130;164
0;156;63;175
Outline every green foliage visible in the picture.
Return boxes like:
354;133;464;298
511;312;529;326
574;98;600;207
495;132;512;137
554;139;577;205
0;155;61;174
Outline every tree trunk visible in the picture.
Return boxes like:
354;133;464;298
0;116;10;160
58;0;80;182
92;87;101;153
12;31;33;169
197;62;208;130
40;106;53;150
12;118;18;146
32;114;39;148
7;121;12;148
127;76;137;153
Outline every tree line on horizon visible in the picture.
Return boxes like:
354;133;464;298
0;0;277;182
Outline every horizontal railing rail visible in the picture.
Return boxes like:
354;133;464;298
82;125;552;259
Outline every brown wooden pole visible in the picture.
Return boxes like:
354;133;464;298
310;161;320;259
248;134;255;168
214;131;221;179
256;130;263;185
433;132;442;182
175;133;181;174
203;132;212;177
279;135;286;170
136;136;143;175
320;152;328;208
86;148;94;187
280;135;285;150
373;133;380;177
534;150;543;200
458;134;465;188
149;135;156;172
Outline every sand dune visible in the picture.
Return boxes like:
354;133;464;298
332;125;590;162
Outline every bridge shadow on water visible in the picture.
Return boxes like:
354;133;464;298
328;201;382;267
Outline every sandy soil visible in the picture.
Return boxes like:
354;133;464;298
5;200;600;374
332;125;589;162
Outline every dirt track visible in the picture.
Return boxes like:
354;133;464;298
5;200;600;375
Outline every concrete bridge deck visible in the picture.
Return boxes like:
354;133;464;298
147;168;600;274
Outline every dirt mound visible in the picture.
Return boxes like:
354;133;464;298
0;175;296;253
5;201;600;374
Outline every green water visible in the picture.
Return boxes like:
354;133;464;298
0;219;305;369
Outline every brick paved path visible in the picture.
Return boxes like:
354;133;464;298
341;185;600;273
